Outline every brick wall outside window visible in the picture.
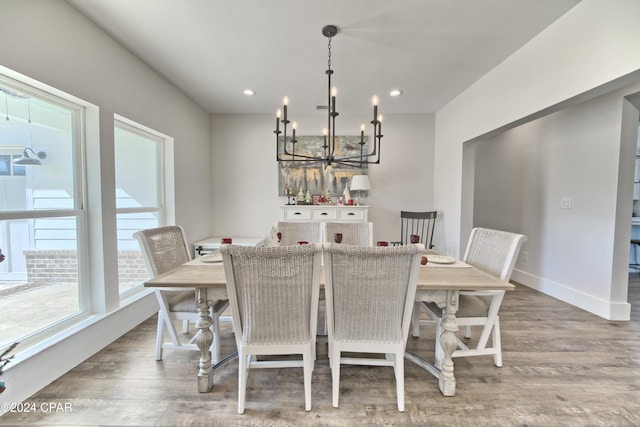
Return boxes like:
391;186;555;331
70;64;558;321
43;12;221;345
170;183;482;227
23;250;149;286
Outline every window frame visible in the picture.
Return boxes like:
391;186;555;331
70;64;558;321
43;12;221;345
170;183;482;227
0;65;177;353
0;67;94;348
114;114;174;296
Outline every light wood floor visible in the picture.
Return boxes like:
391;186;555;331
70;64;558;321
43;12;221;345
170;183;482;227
2;279;640;427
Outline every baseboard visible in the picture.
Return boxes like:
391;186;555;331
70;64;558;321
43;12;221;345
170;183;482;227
511;269;631;321
0;291;158;412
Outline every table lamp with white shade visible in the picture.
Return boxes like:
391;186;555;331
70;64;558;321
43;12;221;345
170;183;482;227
350;175;371;206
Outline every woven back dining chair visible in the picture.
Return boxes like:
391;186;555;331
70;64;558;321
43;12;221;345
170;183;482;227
134;225;229;363
323;243;423;412
275;221;323;246
323;222;374;246
395;210;438;249
421;227;527;368
220;243;322;414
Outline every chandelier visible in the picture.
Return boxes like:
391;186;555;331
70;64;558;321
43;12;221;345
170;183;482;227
274;25;383;167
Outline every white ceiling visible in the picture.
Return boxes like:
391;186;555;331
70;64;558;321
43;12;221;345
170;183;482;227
66;0;581;115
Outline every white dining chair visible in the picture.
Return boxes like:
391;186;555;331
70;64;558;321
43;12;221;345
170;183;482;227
220;243;322;414
133;225;229;363
323;222;374;246
421;227;527;368
320;222;374;334
275;221;323;246
323;243;423;412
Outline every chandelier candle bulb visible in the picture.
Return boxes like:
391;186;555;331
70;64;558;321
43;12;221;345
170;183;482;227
360;124;365;142
331;87;337;113
372;95;379;122
283;97;289;121
276;109;281;133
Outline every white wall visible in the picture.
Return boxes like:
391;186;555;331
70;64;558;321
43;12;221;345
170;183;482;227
473;84;640;320
433;0;640;320
210;113;436;245
0;0;213;406
435;0;640;259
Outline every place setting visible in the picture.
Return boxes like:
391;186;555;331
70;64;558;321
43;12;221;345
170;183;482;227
423;253;470;268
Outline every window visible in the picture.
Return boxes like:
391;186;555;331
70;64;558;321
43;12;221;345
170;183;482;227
114;116;172;294
0;154;27;176
0;66;177;352
0;74;87;348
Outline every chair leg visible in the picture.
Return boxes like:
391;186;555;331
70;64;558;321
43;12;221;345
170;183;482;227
156;291;182;347
493;317;502;367
464;325;471;339
211;311;221;364
155;315;164;361
434;318;444;369
238;351;249;414
311;339;317;367
631;242;640;272
411;301;421;337
303;347;312;411
331;347;341;408
394;351;405;412
321;303;328;336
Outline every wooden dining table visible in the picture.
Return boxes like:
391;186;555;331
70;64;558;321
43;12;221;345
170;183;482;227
144;253;514;397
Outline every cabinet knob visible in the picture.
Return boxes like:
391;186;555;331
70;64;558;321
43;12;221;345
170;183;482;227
294;212;301;215
347;212;355;216
320;212;328;216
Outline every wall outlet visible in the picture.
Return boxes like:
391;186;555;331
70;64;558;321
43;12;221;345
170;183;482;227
561;197;572;209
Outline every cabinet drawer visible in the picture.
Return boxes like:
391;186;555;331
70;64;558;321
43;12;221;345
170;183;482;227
281;205;368;223
311;209;338;220
283;209;312;220
338;209;364;221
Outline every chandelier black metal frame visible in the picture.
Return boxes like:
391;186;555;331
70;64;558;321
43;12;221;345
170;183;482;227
274;25;383;167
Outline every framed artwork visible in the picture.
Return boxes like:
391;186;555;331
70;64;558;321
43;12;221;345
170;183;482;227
278;135;368;197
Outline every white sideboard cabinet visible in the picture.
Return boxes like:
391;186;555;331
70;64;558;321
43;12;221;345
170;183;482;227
280;205;368;223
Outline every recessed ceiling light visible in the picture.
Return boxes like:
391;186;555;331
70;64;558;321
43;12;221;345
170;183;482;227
389;89;403;97
243;89;255;96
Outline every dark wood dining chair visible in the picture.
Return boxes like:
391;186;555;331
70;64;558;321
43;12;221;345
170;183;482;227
393;211;438;249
